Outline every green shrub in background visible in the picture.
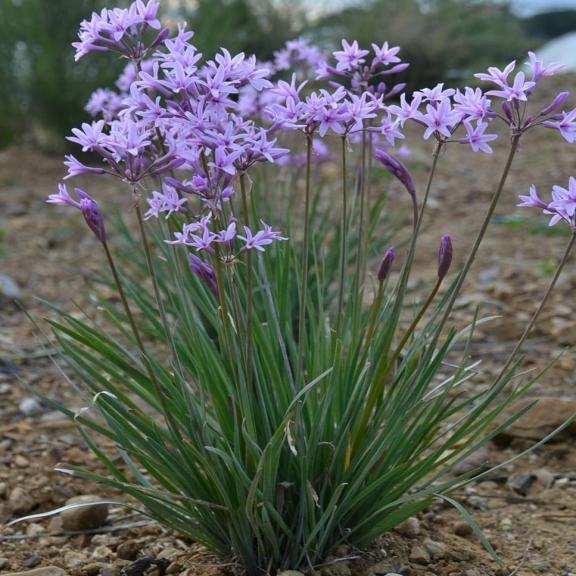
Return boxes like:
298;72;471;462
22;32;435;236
0;0;127;149
312;0;532;90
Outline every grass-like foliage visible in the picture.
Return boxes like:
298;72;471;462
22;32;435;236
30;2;576;574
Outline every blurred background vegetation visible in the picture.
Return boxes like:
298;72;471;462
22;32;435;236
0;0;571;150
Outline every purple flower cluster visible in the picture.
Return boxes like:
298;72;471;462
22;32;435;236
519;178;576;229
73;0;169;61
52;0;576;289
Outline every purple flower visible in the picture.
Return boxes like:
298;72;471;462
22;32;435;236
64;155;106;180
517;184;548;210
144;183;187;220
543;108;576;143
47;184;106;243
387;94;422;126
238;222;287;252
414;84;455;105
421;100;461;140
549;177;576;223
333;40;369;72
453;87;491;121
67;121;108;152
485;71;536;102
371;42;401;66
474;61;516;88
459;121;498;154
527;52;564;83
518;179;576;228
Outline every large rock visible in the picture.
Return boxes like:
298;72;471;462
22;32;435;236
492;397;576;445
60;495;109;531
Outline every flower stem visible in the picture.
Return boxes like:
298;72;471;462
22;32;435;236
336;136;348;337
240;173;253;388
497;231;576;380
435;134;521;335
297;135;313;386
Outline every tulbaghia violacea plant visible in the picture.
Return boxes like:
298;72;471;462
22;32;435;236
34;3;576;573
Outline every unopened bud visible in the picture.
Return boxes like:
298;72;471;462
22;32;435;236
378;247;396;282
77;189;106;243
374;148;416;200
538;91;570;118
437;235;453;280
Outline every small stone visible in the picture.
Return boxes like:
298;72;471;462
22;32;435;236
19;397;43;417
0;274;21;300
8;486;36;514
423;538;446;560
14;455;30;468
535;561;550;573
81;564;103;576
453;521;473;537
63;551;86;568
60;495;108;531
409;544;430;565
26;523;44;537
22;557;42;569
3;569;68;576
500;517;513;530
0;482;7;497
395;517;420;538
320;562;352;576
116;541;139;561
91;546;113;560
452;446;490;475
533;469;554;489
0;559;10;570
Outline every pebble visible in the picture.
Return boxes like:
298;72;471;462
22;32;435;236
423;538;446;560
22;557;42;569
26;523;45;537
8;486;36;514
409;543;430;565
395;517;421;538
533;468;554;489
3;569;68;576
0;559;10;570
0;274;21;299
14;455;30;468
81;564;104;576
19;397;43;417
0;481;7;497
91;546;113;560
116;540;139;561
452;521;473;537
60;495;109;531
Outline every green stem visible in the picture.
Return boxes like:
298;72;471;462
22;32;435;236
352;129;368;334
435;135;521;335
297;134;313;386
240;173;253;388
336;136;348;337
497;231;576;380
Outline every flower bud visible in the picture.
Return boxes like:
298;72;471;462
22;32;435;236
378;247;396;282
188;254;218;297
76;189;106;243
501;101;513;125
538;91;570;118
437;235;453;280
374;148;416;201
